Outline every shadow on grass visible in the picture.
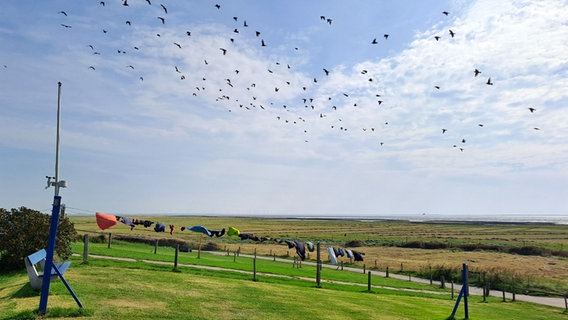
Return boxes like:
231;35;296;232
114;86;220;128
1;307;93;320
10;283;40;299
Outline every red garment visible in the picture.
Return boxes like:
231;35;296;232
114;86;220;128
96;212;117;230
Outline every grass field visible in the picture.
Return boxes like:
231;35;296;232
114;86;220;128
2;238;568;320
72;215;568;294
2;215;567;319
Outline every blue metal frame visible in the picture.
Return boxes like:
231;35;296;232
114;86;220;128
39;196;83;314
450;263;469;319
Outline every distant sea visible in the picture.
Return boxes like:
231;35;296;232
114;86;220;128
160;213;568;225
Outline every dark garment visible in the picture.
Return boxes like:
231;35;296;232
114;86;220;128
337;248;345;257
239;233;261;241
333;247;340;257
306;241;314;252
209;228;225;237
154;222;166;232
352;250;365;262
284;240;296;249
294;241;306;261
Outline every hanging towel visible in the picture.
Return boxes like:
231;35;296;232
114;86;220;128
327;246;338;265
96;212;117;231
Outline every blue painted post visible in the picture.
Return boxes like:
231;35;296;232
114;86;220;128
39;196;62;314
463;264;469;319
449;263;469;320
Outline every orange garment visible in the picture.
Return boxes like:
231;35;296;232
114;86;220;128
96;212;117;230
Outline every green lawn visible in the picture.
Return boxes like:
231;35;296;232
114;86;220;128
1;240;567;320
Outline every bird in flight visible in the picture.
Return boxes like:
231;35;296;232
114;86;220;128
60;24;72;28
371;38;378;44
58;11;67;16
449;30;455;38
220;48;227;55
474;69;481;77
528;107;536;113
486;78;493;85
158;17;165;24
442;11;449;15
160;4;167;14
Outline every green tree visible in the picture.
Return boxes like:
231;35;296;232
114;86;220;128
0;206;77;272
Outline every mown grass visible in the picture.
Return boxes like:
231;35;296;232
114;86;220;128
74;240;447;292
70;215;568;294
2;249;567;320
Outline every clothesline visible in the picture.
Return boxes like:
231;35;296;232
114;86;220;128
95;212;365;263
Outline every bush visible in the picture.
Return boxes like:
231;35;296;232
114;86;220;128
0;206;77;272
345;240;364;247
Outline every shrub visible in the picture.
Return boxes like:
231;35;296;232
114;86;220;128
345;240;364;247
0;206;77;272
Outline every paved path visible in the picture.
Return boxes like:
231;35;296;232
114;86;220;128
77;252;567;309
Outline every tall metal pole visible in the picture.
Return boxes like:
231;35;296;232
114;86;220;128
54;82;62;197
39;82;63;314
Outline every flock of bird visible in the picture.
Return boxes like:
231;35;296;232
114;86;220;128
49;0;542;153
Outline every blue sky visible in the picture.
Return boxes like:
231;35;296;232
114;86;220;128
1;0;567;217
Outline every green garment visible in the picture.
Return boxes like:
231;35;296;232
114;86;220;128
228;226;240;236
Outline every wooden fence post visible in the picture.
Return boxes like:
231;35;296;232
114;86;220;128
363;264;366;274
367;271;372;292
233;251;237;262
154;239;158;254
440;275;445;289
316;242;321;288
386;266;389;278
197;235;202;259
253;248;257;281
174;244;179;270
82;234;89;264
107;233;112;249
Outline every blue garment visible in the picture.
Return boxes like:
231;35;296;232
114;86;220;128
154;222;166;232
187;225;212;236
